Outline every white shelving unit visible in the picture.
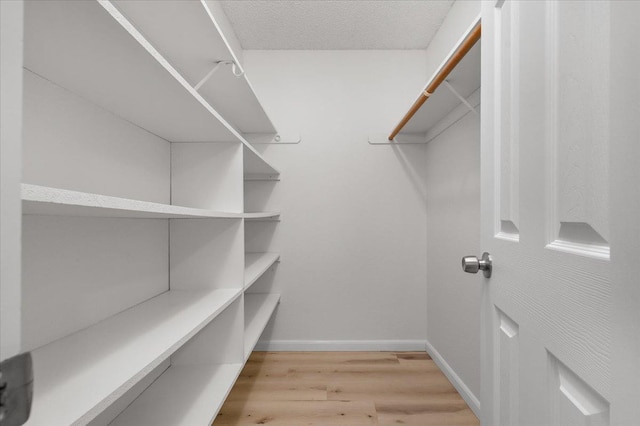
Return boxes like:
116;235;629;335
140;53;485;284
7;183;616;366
242;127;282;366
16;1;283;424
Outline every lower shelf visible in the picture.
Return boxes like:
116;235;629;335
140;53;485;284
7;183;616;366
110;363;243;426
25;287;242;425
244;252;280;289
244;211;280;221
244;293;281;360
109;294;280;425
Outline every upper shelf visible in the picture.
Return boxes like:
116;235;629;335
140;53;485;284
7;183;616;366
400;42;480;135
111;0;277;135
385;16;481;142
24;0;230;142
23;0;279;176
243;143;280;178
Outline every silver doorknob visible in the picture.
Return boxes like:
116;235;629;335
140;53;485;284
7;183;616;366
461;252;492;278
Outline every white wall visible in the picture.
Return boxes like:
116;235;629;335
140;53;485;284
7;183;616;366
423;0;482;412
424;0;481;80
425;112;481;402
244;50;429;350
241;0;483;402
23;71;170;203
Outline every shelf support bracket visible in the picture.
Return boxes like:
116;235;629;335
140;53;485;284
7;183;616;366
443;81;479;115
243;133;302;145
194;60;244;91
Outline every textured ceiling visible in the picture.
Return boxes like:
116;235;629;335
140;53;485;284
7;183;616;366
219;1;455;50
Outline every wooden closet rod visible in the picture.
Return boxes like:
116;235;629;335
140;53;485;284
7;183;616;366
388;21;481;141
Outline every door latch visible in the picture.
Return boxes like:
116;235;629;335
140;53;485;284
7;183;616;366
0;352;33;426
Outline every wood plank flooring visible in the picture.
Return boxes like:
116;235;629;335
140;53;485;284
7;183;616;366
213;352;479;425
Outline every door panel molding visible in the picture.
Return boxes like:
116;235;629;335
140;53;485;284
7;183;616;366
545;0;610;260
494;0;520;241
495;307;519;426
548;352;610;426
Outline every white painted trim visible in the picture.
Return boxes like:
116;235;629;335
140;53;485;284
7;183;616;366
425;339;481;418
495;231;520;243
546;240;610;261
254;340;427;352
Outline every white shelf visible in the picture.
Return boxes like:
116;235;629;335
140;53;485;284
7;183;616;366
244;211;281;221
245;252;280;289
24;0;228;142
26;288;242;425
22;184;242;219
110;363;243;426
23;0;279;177
399;28;480;136
245;175;281;182
244;294;281;360
111;0;277;135
243;143;280;178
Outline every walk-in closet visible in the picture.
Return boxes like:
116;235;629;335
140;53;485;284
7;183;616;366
2;1;639;425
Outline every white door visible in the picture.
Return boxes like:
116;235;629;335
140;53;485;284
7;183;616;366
480;1;640;425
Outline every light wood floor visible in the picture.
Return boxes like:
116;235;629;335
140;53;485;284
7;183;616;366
213;352;480;425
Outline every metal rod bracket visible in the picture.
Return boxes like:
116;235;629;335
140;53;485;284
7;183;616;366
443;80;479;115
194;60;244;91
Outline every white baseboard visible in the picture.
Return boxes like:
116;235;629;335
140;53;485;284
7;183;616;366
425;339;481;418
254;339;427;352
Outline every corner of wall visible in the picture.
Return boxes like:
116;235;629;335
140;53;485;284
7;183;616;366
425;339;481;418
423;0;483;416
423;0;482;79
